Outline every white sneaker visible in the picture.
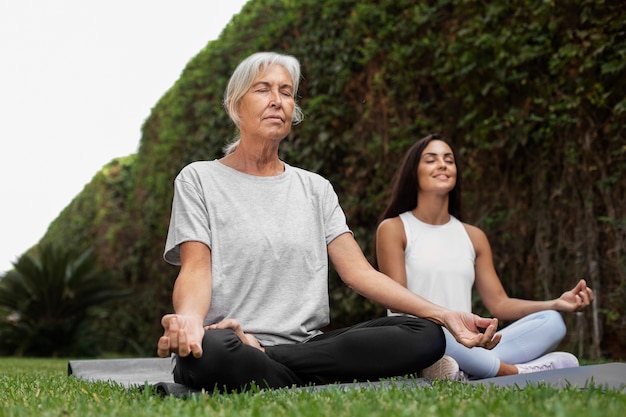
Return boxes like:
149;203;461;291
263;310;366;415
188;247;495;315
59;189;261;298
515;352;579;374
420;355;467;381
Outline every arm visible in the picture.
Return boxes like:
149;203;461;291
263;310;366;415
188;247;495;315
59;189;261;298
329;233;500;349
467;224;594;321
375;218;408;313
157;241;212;358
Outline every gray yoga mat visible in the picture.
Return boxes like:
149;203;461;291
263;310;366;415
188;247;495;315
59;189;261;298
68;357;626;397
467;362;626;391
68;357;175;387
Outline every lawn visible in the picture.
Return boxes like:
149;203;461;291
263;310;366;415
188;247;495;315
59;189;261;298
0;358;624;417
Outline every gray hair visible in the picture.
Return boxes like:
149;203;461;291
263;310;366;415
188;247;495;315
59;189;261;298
223;52;304;155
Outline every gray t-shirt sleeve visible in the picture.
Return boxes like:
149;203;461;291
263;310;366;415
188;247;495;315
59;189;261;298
321;180;352;245
163;168;212;265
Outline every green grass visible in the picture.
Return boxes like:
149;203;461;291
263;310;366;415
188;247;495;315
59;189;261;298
0;358;624;417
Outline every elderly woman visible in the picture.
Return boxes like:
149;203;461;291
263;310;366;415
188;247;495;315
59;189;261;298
157;52;499;392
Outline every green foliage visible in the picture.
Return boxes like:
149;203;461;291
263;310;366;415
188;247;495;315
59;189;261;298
0;245;129;357
31;0;626;358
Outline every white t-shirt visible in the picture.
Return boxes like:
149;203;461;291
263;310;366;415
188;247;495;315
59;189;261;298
164;160;351;346
394;212;475;314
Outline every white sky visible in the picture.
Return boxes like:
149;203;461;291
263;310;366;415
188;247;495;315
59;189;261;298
0;0;249;274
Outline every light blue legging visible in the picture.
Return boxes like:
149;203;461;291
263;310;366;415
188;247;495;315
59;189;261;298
444;310;566;378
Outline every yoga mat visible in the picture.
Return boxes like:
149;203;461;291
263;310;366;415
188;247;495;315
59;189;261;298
467;362;626;391
67;357;430;396
68;358;626;397
68;357;174;387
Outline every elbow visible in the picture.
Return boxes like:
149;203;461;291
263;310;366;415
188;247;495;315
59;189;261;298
485;304;505;320
338;268;375;296
340;275;359;292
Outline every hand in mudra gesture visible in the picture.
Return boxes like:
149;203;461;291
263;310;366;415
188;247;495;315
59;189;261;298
442;310;501;349
157;315;264;359
157;314;205;358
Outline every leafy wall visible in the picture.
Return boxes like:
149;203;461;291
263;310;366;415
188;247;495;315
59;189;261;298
38;0;625;358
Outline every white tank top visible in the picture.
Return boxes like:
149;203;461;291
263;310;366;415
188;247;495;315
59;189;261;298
397;211;476;313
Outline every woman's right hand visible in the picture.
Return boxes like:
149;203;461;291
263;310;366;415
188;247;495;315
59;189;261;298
157;314;206;358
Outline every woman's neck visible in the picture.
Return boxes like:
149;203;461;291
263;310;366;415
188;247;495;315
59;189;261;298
412;194;451;225
220;140;284;176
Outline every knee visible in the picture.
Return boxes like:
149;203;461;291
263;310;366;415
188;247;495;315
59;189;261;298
401;317;446;362
423;320;446;352
403;316;444;338
174;329;239;388
426;321;446;359
544;310;567;340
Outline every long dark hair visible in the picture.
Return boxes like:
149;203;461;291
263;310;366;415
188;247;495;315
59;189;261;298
372;133;462;267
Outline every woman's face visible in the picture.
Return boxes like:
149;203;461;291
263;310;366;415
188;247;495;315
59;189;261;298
237;64;295;142
417;140;457;194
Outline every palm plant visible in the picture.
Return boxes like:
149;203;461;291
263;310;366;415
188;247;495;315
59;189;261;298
0;245;129;356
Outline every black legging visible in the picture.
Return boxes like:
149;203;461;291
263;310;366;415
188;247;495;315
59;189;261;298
174;316;445;392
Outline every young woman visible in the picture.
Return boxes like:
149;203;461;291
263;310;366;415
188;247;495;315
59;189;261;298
375;134;594;380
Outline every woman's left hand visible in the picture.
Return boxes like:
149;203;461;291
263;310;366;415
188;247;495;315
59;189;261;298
205;318;265;352
442;311;502;349
556;279;595;312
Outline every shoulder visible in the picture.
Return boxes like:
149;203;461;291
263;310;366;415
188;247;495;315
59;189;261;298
461;222;486;239
285;164;335;196
378;216;404;232
176;160;215;180
377;217;407;253
287;164;330;184
377;217;405;240
461;222;490;252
